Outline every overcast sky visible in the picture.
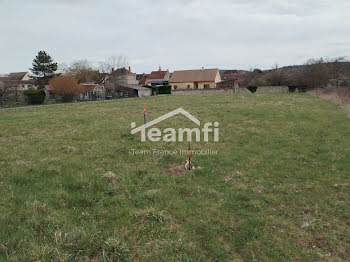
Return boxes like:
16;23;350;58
1;0;349;74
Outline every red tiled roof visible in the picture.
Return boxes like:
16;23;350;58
220;70;249;81
138;74;149;85
147;70;168;80
80;82;98;92
45;85;56;94
221;70;238;81
217;79;238;88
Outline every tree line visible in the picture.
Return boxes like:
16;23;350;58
0;51;129;103
239;57;350;89
1;51;349;105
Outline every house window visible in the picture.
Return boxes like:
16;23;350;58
204;84;210;89
174;85;177;90
187;85;190;89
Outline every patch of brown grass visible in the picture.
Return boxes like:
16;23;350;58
309;88;350;117
162;162;185;176
102;171;119;183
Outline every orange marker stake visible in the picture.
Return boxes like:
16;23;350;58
187;129;191;170
143;105;146;133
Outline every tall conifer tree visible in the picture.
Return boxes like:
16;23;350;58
30;51;58;88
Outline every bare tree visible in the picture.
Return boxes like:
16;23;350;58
239;68;266;86
0;81;9;100
304;58;329;89
326;56;349;79
98;56;129;74
98;56;129;96
64;60;99;83
57;63;68;75
288;58;329;89
264;64;286;86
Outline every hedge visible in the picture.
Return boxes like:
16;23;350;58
23;90;46;105
151;85;171;95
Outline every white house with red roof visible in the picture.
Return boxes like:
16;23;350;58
79;82;105;100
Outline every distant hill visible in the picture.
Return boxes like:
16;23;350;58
220;66;302;74
220;62;350;78
219;69;249;74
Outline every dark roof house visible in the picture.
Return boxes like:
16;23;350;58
116;84;152;97
8;72;28;81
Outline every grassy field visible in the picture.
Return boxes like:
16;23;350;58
0;93;349;261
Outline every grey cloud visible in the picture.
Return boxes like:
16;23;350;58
0;0;349;73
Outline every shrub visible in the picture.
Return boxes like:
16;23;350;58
151;85;171;95
23;90;46;105
158;85;172;94
49;75;83;103
61;94;76;103
151;86;159;95
311;87;350;105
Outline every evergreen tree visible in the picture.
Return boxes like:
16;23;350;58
30;51;58;89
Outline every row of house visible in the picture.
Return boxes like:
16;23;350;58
0;72;108;102
0;67;249;103
92;66;228;98
0;72;37;102
136;67;248;90
138;67;171;86
114;67;225;97
0;72;35;91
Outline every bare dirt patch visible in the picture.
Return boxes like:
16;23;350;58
102;171;119;184
253;186;265;194
162;162;186;177
60;145;77;153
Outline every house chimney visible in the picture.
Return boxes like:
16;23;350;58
111;67;115;73
129;66;131;74
159;65;161;71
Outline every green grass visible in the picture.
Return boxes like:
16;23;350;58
0;93;349;261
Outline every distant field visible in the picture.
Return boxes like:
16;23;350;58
0;93;349;261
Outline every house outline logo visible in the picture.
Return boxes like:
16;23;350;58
131;107;219;142
131;107;200;133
